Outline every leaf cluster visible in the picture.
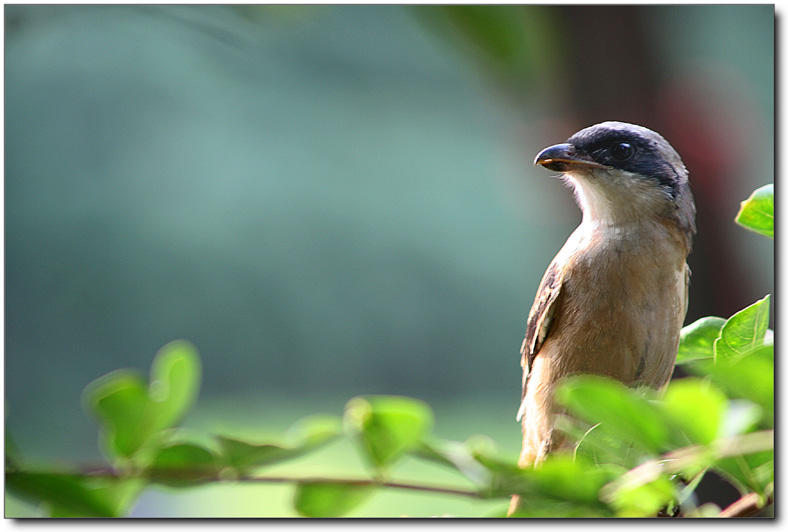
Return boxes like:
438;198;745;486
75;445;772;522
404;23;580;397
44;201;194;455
6;185;773;517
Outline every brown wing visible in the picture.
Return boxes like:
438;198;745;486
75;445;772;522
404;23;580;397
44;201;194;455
516;261;563;421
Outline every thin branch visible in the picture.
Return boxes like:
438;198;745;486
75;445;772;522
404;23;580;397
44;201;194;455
25;467;481;499
235;475;481;499
719;493;772;518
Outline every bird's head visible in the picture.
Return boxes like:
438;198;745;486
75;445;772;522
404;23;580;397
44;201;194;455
535;121;696;244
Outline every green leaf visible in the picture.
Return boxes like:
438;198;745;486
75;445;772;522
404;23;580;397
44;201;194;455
661;379;728;446
554;415;639;469
49;478;145;518
287;414;343;449
500;453;616;517
82;370;155;459
676;317;726;364
6;472;118;517
218;415;340;474
603;473;676;517
556;376;668;454
344;395;433;470
82;341;201;460
146;443;219;487
525;454;612;505
413;439;489;486
715;296;771;362
293;481;374;517
735;184;773;238
148;340;202;429
687;345;773;426
715;451;773;497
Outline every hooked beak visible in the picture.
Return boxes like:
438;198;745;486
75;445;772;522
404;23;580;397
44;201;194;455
534;143;610;172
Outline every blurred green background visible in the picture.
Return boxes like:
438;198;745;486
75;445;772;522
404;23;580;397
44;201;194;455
5;5;773;517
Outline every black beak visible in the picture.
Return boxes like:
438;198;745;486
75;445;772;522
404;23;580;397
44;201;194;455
534;143;609;172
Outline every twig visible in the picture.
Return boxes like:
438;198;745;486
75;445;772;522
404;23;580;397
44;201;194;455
719;493;772;518
15;468;481;499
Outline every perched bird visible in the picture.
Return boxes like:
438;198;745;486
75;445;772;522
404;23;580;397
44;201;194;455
510;121;695;512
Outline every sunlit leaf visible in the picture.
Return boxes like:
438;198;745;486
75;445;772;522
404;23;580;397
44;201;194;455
661;379;727;446
293;481;374;517
735;184;773;238
82;370;155;459
147;340;201;430
687;345;773;426
554;416;638;469
82;341;202;460
603;473;676;517
500;453;616;517
526;454;611;505
344;395;433;470
676;317;725;364
714;296;771;362
556;376;668;454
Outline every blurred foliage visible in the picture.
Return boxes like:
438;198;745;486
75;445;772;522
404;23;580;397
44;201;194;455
408;5;563;95
6;186;773;517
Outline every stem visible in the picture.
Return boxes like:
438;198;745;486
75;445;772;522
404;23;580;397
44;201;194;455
56;467;482;499
719;493;772;518
236;475;481;498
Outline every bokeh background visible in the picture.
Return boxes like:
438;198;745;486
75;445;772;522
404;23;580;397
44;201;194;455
5;4;774;517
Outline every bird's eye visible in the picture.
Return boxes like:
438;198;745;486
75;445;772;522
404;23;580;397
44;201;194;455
609;141;634;161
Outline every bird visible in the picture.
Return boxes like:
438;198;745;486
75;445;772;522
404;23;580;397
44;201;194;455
509;121;695;513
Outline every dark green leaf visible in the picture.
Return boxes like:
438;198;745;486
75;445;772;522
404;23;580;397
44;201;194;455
735;184;773;238
556;376;668;454
293;481;374;517
676;317;726;364
344;395;433;470
661;379;727;446
715;296;771;362
218;415;340;474
50;478;145;518
147;443;219;486
6;472;118;517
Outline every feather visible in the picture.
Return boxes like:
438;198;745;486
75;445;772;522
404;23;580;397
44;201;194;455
516;260;563;421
